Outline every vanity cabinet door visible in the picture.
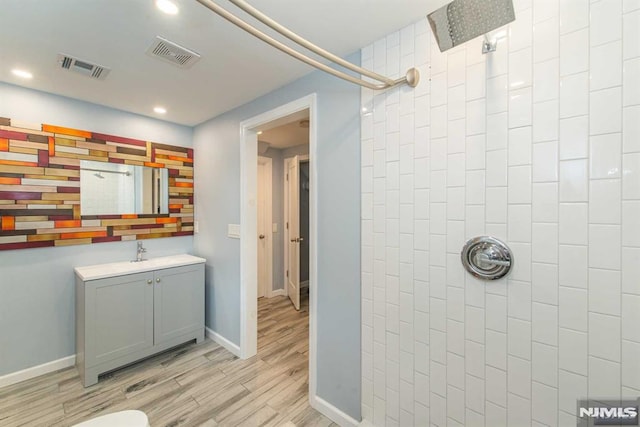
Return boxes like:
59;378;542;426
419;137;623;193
85;271;154;366
153;264;204;345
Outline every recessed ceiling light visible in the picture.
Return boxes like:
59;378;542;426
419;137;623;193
155;0;179;15
12;69;33;79
256;131;263;135
154;106;167;114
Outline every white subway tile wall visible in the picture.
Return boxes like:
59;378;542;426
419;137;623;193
360;1;639;425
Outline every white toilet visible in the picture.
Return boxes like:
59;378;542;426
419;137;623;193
72;410;150;427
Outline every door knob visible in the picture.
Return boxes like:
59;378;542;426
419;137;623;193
259;234;265;239
156;278;161;283
147;279;152;285
299;237;304;242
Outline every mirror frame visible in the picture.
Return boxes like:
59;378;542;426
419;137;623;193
0;117;194;251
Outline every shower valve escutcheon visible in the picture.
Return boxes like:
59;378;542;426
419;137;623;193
461;236;513;280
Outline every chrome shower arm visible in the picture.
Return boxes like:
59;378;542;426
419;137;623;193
195;0;419;90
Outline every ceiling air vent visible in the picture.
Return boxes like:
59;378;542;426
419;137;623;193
146;36;201;68
56;54;111;80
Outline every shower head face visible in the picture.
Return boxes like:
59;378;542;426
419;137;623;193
428;0;515;52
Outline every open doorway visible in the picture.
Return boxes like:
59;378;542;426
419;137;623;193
256;110;310;308
238;94;319;404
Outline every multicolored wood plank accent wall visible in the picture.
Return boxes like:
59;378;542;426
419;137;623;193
0;117;194;251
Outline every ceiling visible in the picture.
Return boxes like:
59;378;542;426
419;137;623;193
258;109;309;149
0;0;442;126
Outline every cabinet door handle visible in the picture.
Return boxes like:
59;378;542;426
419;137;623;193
147;279;153;285
156;278;161;283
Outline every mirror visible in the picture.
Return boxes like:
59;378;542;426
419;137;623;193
80;160;169;216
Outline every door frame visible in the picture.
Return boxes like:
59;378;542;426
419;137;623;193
283;154;309;302
238;94;318;397
257;156;273;299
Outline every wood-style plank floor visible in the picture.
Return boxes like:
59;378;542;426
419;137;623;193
0;288;336;427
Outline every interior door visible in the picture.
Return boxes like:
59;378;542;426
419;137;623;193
287;155;301;310
257;160;267;298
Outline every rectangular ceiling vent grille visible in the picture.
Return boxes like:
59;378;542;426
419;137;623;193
146;36;201;68
56;54;111;80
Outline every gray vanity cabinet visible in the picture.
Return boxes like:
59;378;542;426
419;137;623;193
153;265;204;344
85;271;155;368
76;261;204;387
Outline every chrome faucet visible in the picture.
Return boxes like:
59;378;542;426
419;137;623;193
134;241;147;262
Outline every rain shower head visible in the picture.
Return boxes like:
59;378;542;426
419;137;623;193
428;0;515;53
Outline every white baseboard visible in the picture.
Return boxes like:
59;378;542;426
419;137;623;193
0;355;76;389
205;327;241;357
269;289;286;297
310;394;360;427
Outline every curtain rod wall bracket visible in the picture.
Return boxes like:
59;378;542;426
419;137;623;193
195;0;420;91
405;68;420;88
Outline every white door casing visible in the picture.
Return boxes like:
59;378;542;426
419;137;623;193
286;155;301;310
239;94;319;416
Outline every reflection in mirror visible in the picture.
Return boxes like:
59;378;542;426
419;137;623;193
80;160;169;215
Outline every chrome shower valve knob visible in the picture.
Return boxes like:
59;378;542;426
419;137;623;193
461;236;513;280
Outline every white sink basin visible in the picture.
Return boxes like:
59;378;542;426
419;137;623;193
74;254;206;281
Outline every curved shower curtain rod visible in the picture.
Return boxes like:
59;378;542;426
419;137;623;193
195;0;420;90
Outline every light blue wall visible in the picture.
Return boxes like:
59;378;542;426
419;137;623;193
281;143;310;159
0;83;194;376
0;83;191;143
193;56;361;419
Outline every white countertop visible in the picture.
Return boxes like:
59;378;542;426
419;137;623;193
74;254;206;281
